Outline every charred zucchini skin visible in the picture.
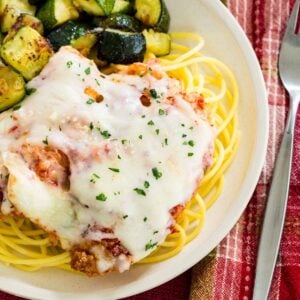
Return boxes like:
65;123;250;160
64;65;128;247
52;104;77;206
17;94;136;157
98;29;146;64
4;14;44;43
0;66;25;112
0;26;54;80
0;0;36;33
47;21;90;51
134;0;170;32
94;14;142;32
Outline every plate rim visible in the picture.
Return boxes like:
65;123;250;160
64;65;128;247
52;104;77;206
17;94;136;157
0;1;269;299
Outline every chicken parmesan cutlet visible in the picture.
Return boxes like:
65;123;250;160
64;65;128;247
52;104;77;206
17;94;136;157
0;47;214;275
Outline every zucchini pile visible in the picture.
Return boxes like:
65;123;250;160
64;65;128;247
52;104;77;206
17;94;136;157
0;0;171;111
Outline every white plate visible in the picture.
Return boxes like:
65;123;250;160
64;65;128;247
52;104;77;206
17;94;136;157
0;1;268;299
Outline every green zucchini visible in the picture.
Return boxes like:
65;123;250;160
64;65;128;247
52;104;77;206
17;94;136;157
98;29;146;64
73;0;105;16
28;0;47;4
134;0;170;32
0;26;54;80
37;0;79;31
97;0;115;15
143;29;170;56
94;14;142;32
3;14;44;43
0;0;36;33
111;0;132;14
47;21;94;51
0;66;26;112
71;33;97;56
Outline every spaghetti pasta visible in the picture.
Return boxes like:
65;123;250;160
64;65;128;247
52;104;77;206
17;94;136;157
0;32;239;272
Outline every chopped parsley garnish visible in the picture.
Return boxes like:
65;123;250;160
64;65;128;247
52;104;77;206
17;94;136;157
139;135;143;140
182;134;187;138
164;138;168;145
188;152;194;157
153;230;159;235
123;215;128;219
121;139;127;145
145;240;157;251
155;129;160;135
89;122;94;130
189;126;194;130
96;193;107;201
90;174;99;183
150;89;158;99
66;61;73;68
42;136;48;145
86;98;95;105
147;120;155;126
141;115;146;118
144;181;150;189
25;87;37;95
152;168;162;180
188;140;195;147
12;104;21;111
109;168;120;173
117;155;122;160
95;78;100;86
158;109;165;116
101;130;111;139
133;188;146;196
85;67;91;75
181;123;185;127
143;217;148;222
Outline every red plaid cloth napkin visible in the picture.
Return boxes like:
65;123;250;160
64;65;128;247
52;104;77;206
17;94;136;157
1;1;299;299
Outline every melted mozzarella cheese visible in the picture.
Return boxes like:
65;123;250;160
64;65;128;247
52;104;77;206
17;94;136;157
0;47;214;268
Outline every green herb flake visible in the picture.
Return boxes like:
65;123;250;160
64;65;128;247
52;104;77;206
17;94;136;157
141;115;146;119
85;67;91;75
101;130;111;139
95;78;100;86
12;104;21;111
42;136;48;145
144;181;150;189
143;217;147;222
152;168;162;180
145;240;157;251
89;122;94;130
139;135;143;140
158;109;165;116
96;193;107;201
117;155;122;160
164;138;168;145
181;123;185;127
182;134;187;138
153;230;159;234
25;87;37;96
188;152;194;157
86;99;95;105
121;139;127;145
123;215;128;219
155;129;160;135
188;140;195;147
109;168;120;173
147;120;155;126
66;61;73;68
189;126;194;130
150;89;158;99
133;188;146;196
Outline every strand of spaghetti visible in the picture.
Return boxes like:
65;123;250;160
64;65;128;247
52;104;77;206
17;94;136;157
204;176;224;210
7;218;50;246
